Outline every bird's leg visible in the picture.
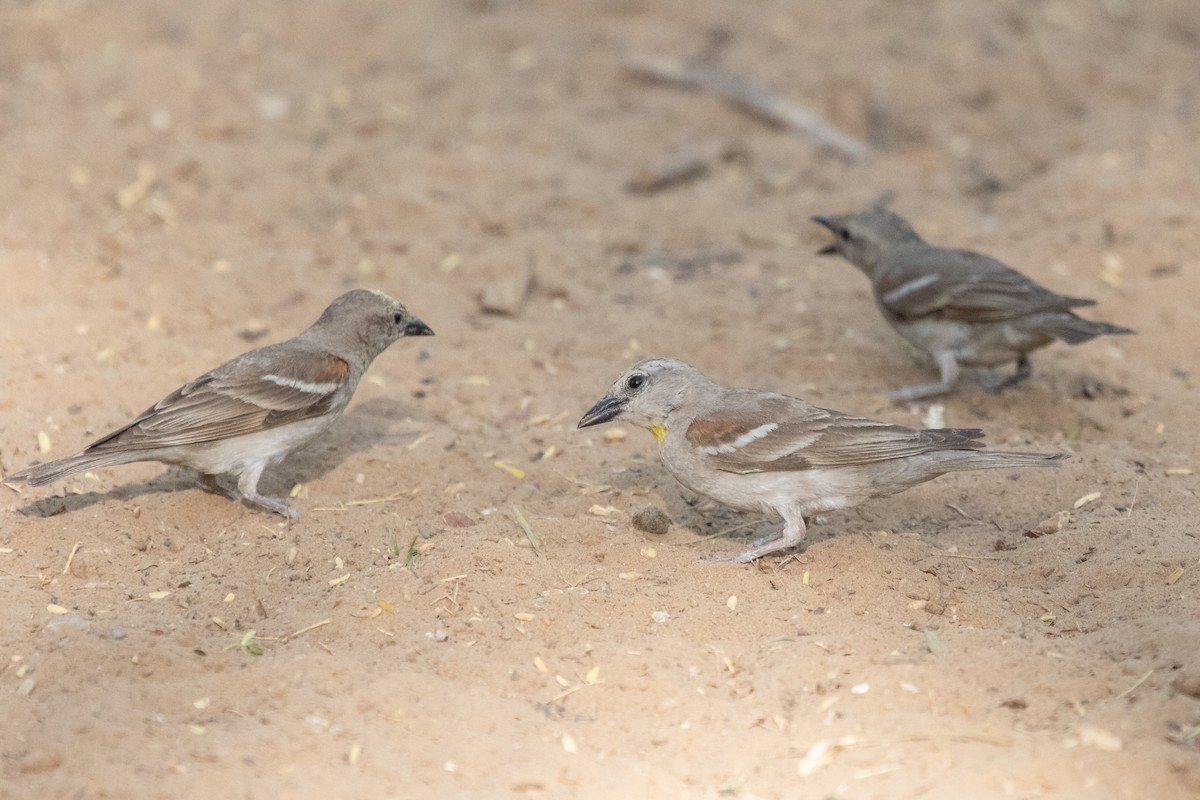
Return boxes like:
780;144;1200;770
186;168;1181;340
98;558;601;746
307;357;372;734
889;351;960;403
198;473;233;498
236;464;297;519
987;354;1033;393
705;509;808;563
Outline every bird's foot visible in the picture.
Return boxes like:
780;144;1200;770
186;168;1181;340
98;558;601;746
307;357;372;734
889;382;952;404
703;532;805;564
984;356;1033;394
892;353;961;403
243;493;299;518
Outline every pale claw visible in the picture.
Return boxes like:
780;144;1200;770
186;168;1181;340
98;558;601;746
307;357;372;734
244;494;298;518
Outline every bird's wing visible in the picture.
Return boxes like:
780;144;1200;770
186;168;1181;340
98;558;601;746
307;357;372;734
686;394;984;475
84;349;352;453
877;247;1095;323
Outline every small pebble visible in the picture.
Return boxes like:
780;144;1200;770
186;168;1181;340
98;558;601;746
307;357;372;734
632;506;671;535
478;275;533;316
1171;671;1200;699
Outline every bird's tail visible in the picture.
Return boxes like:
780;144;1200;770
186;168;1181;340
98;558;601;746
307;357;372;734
943;450;1069;472
1041;312;1134;345
6;451;138;487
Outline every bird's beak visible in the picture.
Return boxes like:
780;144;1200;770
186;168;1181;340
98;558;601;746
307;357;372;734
404;318;434;337
577;395;626;428
811;216;839;255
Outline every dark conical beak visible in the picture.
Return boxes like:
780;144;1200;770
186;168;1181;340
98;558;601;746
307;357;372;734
577;395;626;429
404;318;434;336
810;215;839;255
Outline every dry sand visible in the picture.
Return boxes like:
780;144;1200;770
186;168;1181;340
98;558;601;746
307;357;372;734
1;1;1198;797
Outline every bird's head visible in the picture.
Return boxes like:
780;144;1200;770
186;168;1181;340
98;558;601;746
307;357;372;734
577;358;706;442
812;205;924;277
315;290;434;364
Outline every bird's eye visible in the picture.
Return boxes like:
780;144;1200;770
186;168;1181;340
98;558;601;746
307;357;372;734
627;374;645;391
393;312;405;324
839;228;852;242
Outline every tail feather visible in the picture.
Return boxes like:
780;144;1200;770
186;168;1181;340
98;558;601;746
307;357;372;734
945;451;1069;471
7;452;139;486
1041;312;1134;345
1060;295;1097;309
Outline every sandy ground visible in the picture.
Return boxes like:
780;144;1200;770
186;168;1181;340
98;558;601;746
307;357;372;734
1;1;1199;797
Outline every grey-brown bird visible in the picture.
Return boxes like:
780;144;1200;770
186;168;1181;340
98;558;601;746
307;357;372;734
7;290;433;517
812;205;1133;401
578;358;1065;562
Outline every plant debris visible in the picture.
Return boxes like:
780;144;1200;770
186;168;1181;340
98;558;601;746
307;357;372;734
494;460;526;479
284;619;332;643
512;505;542;558
240;630;263;656
618;249;743;281
626;153;709;194
624;52;868;160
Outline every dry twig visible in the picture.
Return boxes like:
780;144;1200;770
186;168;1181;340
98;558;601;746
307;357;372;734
284;619;332;643
62;542;82;575
1115;668;1154;700
625;52;868;161
512;505;543;558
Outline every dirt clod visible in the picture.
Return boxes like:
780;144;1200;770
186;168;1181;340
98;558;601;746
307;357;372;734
632;506;671;534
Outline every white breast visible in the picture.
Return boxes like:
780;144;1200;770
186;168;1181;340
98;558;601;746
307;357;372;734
157;416;337;476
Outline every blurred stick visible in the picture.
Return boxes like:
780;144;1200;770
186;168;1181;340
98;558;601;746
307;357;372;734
624;52;868;162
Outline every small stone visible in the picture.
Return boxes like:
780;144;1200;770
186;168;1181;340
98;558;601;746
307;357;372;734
1171;670;1200;699
1078;725;1123;752
238;319;269;342
257;94;292;120
478;274;534;316
443;511;475;528
922;403;945;429
632;506;671;535
100;625;127;641
1026;510;1070;538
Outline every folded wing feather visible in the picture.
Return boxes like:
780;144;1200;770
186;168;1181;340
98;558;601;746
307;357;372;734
83;349;351;453
877;248;1095;323
686;393;985;474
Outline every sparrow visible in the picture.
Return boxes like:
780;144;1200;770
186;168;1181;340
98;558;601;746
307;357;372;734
578;358;1065;563
7;289;433;517
812;204;1133;401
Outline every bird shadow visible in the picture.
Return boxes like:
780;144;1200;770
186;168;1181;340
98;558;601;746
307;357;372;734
604;462;777;550
13;397;427;518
